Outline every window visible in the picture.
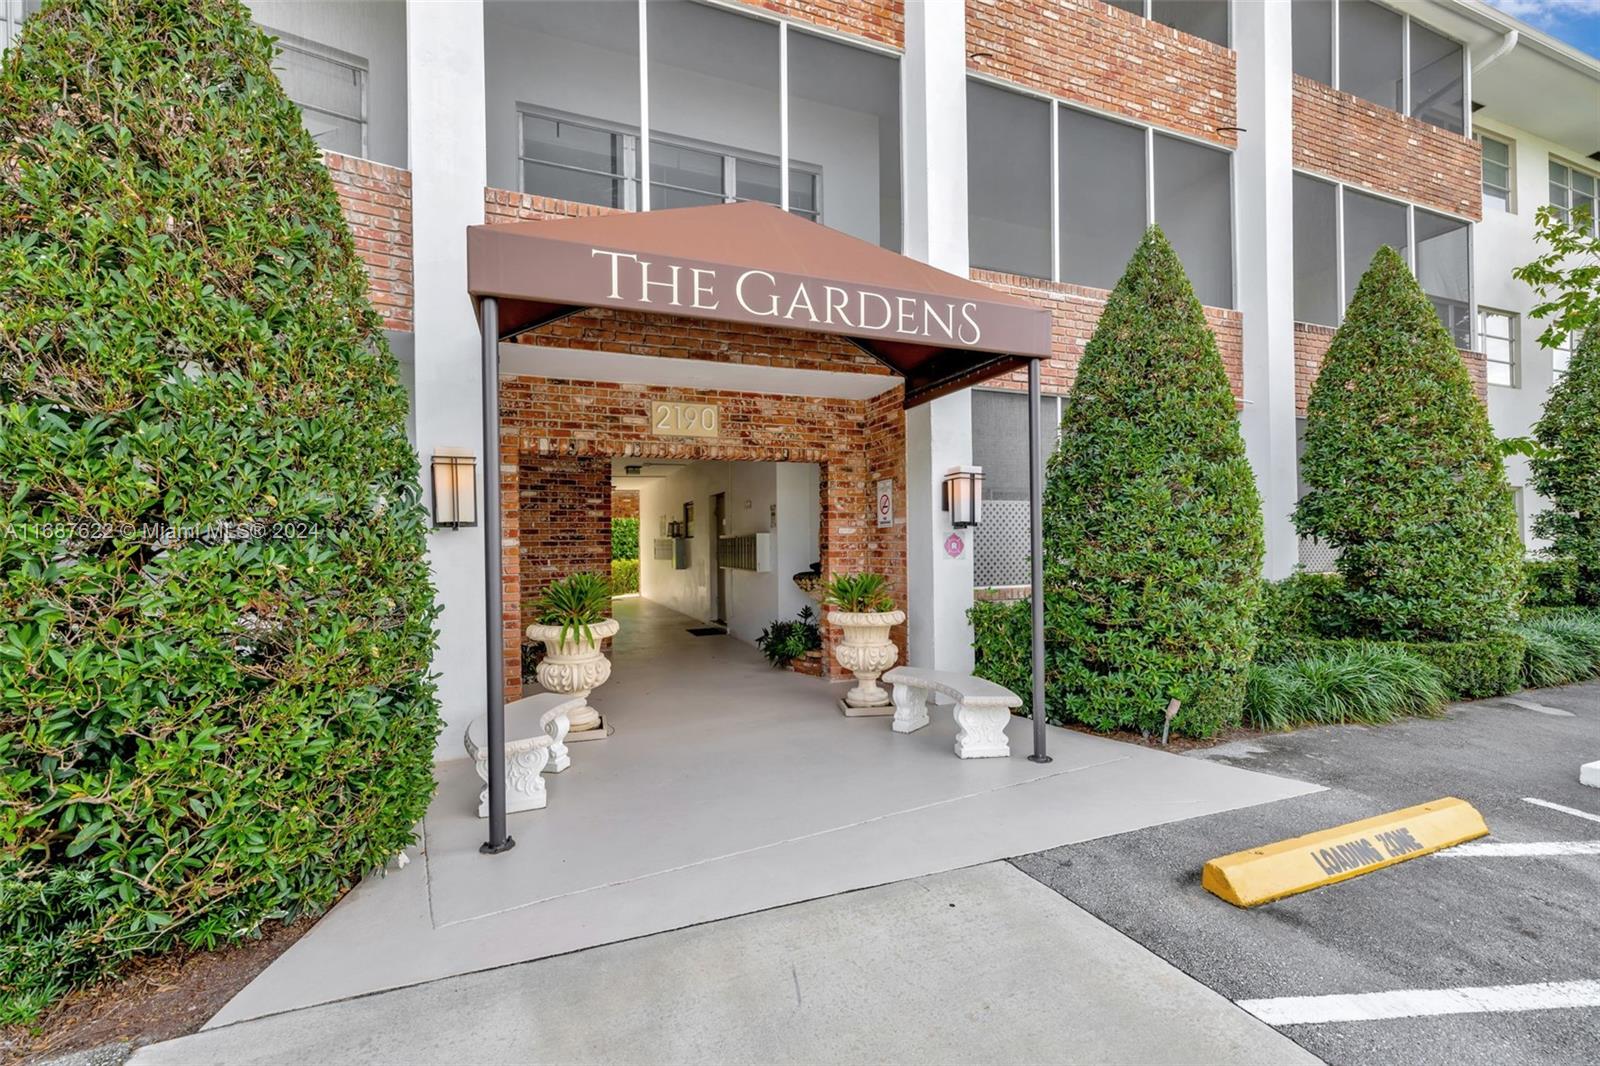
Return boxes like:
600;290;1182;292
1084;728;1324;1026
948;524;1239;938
1059;107;1148;292
1153;133;1233;308
0;0;39;51
1478;309;1518;388
1478;133;1513;212
1105;0;1230;47
1342;189;1407;307
1552;331;1577;379
1292;0;1465;135
1550;159;1599;234
519;109;821;219
269;30;368;158
1293;174;1340;326
968;82;1052;278
1415;209;1471;348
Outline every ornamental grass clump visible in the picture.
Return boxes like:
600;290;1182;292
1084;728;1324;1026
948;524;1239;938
1294;246;1523;641
1244;646;1448;731
1532;329;1600;607
0;0;439;1019
1037;227;1264;738
1514;612;1600;688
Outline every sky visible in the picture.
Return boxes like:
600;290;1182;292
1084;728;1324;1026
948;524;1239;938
1485;0;1600;58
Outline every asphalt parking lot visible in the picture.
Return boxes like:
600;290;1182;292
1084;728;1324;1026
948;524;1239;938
1011;679;1600;1066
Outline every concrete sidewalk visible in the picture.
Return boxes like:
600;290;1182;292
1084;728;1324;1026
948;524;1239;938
130;862;1318;1066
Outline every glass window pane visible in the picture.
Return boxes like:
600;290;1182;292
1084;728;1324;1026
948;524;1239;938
1294;174;1339;326
1105;1;1146;15
1415;209;1471;348
490;0;639;201
789;29;900;248
521;160;624;209
1408;22;1464;133
1292;0;1334;84
789;170;819;217
1060;107;1147;290
968;81;1052;278
1339;0;1404;112
521;115;620;177
1153;133;1233;308
649;0;777;208
971;390;1041;501
736;160;781;206
1342;189;1407;308
1151;0;1229;47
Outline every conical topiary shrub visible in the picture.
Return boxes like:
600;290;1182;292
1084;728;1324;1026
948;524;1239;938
1295;245;1522;640
1039;227;1264;738
0;0;440;1016
1532;327;1600;606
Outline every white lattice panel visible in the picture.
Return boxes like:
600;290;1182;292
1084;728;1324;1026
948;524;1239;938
1297;537;1340;574
974;500;1033;588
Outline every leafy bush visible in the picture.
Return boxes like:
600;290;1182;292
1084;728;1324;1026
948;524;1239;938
535;573;613;648
823;572;895;613
970;598;1036;713
1258;572;1349;638
611;517;640;561
1524;558;1578;609
0;0;439;1019
1514;613;1600;688
755;605;822;667
1294;246;1523;641
1532;328;1600;607
1256;634;1525;701
1244;646;1447;731
611;558;639;595
1038;227;1263;738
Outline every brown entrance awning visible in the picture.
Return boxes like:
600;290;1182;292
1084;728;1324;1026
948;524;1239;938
466;201;1052;407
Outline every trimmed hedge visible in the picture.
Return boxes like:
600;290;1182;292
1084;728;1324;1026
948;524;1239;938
611;558;640;595
1524;558;1578;608
1294;246;1523;641
1256;633;1525;700
1031;227;1264;738
0;1;439;1019
1532;327;1600;606
611;517;640;561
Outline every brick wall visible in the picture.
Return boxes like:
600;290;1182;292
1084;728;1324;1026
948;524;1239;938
611;490;641;519
518;454;612;618
497;376;905;699
1294;321;1489;414
326;151;413;332
742;0;902;47
1292;75;1481;221
973;269;1246;400
966;0;1237;148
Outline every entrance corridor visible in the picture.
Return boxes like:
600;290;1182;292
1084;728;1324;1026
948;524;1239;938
205;598;1320;1027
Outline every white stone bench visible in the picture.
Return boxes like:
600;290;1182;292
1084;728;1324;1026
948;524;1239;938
464;693;587;817
882;667;1023;759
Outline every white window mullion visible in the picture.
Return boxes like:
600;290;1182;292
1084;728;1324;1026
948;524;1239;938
1401;15;1411;117
779;21;790;213
1050;99;1060;283
637;0;650;212
1331;0;1341;92
1334;185;1346;324
1144;125;1155;227
722;155;737;204
1405;203;1415;270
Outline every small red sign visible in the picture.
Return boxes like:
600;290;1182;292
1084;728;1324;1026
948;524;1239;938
944;533;965;559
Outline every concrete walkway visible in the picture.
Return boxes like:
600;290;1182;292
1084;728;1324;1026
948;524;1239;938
130;862;1319;1066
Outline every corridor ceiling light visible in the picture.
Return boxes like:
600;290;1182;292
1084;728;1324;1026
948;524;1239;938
431;450;478;529
943;466;985;529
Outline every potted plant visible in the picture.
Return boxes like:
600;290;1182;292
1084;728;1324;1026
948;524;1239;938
824;573;905;715
527;572;618;736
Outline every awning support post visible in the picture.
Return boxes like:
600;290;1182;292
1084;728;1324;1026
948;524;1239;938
1026;357;1051;764
479;295;515;854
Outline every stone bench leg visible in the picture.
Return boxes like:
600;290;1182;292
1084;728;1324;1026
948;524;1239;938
544;710;571;773
474;743;550;818
953;701;1011;759
891;683;930;734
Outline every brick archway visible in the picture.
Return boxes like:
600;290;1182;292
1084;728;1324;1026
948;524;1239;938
498;375;906;700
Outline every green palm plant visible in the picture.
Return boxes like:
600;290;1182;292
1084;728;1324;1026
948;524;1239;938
823;572;896;613
536;572;613;648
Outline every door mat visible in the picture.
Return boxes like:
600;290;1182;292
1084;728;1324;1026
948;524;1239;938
687;626;727;636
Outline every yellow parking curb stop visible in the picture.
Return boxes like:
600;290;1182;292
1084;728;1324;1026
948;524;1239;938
1203;797;1488;908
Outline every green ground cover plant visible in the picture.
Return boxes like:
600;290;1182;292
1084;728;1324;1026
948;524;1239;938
1244;645;1448;731
1028;227;1263;738
1294;246;1523;641
0;0;439;1020
1514;612;1600;688
611;558;640;595
756;605;822;667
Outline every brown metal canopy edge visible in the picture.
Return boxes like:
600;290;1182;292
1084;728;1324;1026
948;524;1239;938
466;201;1052;408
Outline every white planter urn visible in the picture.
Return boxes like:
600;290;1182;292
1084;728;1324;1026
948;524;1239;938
828;609;905;711
526;618;619;734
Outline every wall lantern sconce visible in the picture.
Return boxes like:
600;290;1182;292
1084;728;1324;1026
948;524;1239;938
942;466;985;528
431;449;478;529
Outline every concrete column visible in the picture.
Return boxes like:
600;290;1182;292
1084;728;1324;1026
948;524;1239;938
902;0;975;672
1234;0;1300;579
407;0;489;753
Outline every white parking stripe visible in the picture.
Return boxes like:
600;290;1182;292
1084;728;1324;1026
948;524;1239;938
1438;841;1600;857
1238;980;1600;1026
1524;797;1600;825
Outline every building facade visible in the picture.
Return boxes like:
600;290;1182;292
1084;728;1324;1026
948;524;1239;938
8;0;1598;753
